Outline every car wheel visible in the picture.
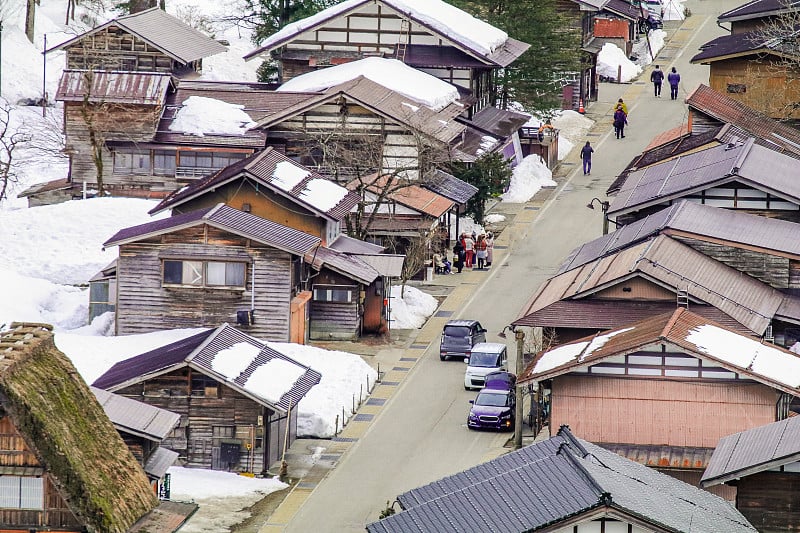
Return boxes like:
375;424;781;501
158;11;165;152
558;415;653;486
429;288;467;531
464;385;470;390
440;354;446;361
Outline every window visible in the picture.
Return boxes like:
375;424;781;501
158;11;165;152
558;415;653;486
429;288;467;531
313;285;356;303
163;260;246;288
0;477;43;509
154;150;177;176
113;150;150;174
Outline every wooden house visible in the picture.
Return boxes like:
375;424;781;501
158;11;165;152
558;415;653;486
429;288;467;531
606;137;800;225
517;308;800;494
243;0;529;119
93;323;321;473
0;323;157;532
368;425;757;533
92;386;180;494
702;415;800;532
514;202;800;347
717;0;800;34
46;7;226;76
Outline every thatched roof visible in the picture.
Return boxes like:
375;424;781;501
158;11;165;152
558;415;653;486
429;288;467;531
0;322;157;533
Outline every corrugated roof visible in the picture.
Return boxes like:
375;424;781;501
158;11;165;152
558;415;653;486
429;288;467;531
329;234;385;254
351;254;405;277
518;235;784;335
255;76;466;145
461;105;530;140
368;426;756;533
520;308;800;396
603;0;644;20
421;170;478;205
92;387;180;441
94;324;320;414
104;203;321;257
702;415;800;486
48;7;227;64
608;139;800;217
143;447;179;480
149;148;359;221
313;246;380;285
686;84;800;155
55;70;172;105
599;443;716;470
718;0;800;22
355;174;455;217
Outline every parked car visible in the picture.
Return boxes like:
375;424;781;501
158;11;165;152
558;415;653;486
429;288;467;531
644;0;665;18
439;319;486;361
463;342;508;390
483;370;516;390
467;378;515;431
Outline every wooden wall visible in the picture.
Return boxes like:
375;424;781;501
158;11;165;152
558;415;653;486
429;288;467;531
115;225;295;340
736;471;800;532
309;269;362;340
708;57;800;120
592;277;675;300
551;375;777;448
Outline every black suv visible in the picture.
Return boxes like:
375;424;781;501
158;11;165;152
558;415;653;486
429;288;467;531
439;320;487;361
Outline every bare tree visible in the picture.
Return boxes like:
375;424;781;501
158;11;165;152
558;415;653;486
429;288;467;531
77;69;112;196
394;236;429;297
27;108;67;161
0;99;33;202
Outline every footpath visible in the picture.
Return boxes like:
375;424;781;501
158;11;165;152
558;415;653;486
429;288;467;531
253;18;692;533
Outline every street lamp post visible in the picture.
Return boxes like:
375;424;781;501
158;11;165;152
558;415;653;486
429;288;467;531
587;197;611;235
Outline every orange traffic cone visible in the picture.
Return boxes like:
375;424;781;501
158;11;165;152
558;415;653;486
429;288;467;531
578;98;585;114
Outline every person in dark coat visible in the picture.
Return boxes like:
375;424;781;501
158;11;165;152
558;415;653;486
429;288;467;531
580;141;594;175
613;107;627;139
650;65;664;97
453;240;465;273
668;67;681;100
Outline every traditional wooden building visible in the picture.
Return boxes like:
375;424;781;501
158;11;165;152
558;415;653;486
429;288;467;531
93;323;321;473
243;0;529;118
368;425;757;533
92;386;180;494
702;415;800;532
717;0;799;34
514;202;800;347
46;7;226;76
0;323;157;532
518;308;800;495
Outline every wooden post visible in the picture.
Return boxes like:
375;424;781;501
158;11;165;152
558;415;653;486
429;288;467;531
279;399;292;479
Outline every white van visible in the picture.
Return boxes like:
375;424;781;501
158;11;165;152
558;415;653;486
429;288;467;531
464;343;508;390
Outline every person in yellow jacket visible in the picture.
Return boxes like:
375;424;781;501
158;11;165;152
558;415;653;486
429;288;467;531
615;98;628;115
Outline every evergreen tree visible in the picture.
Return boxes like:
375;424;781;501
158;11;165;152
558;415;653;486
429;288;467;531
448;152;511;224
241;0;337;45
449;0;582;113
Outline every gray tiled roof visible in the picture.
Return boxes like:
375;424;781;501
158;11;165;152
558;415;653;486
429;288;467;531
104;203;321;257
702;415;800;486
423;170;479;205
719;0;800;22
143;447;179;480
368;426;756;533
49;7;227;64
91;387;180;441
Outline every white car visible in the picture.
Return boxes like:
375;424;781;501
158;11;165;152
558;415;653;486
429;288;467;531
464;343;508;390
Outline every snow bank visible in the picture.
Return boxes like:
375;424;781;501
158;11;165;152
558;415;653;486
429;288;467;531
485;214;505;224
633;30;667;65
597;43;642;82
664;0;686;20
170;96;256;136
450;216;485;240
277;57;460;111
0;267;88;331
270;342;378;438
389;285;438;329
501;155;556;203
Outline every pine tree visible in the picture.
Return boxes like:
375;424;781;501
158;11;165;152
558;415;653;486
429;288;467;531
449;0;582;113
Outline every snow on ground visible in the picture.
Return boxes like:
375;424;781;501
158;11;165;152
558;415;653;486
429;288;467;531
450;216;485;240
664;0;686;20
389;285;438;329
633;30;667;66
170;96;256;136
270;342;379;437
597;42;642;83
168;467;288;533
501;155;556;203
277;57;460;111
552;110;594;160
485;214;505;224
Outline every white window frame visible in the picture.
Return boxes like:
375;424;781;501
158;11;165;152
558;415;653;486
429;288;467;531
163;260;247;289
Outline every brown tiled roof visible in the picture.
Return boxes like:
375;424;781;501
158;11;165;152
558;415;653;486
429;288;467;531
686;84;800;156
354;174;454;217
643;123;691;151
56;70;173;105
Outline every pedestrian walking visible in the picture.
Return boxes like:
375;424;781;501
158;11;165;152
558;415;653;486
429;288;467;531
615;98;628;115
462;232;474;268
453;240;465;273
580;141;594;175
650;65;664;97
485;232;494;268
613;107;627;139
474;234;488;269
668;67;681;100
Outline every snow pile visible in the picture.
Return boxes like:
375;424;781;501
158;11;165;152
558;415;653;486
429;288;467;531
277;57;460;111
663;0;686;20
168;466;287;533
0;267;88;331
450;216;485;240
169;96;256;136
0;198;165;285
501;155;556;203
389;285;438;329
597;43;642;82
633;30;667;65
257;0;507;57
552;110;594;160
270;342;378;437
484;214;505;224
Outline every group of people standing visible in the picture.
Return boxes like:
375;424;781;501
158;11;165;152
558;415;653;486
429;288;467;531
452;231;494;272
650;65;681;100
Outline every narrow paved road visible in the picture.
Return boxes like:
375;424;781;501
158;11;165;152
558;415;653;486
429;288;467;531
284;0;730;529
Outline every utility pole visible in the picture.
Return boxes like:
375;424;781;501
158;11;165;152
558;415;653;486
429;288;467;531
514;328;525;449
42;34;47;117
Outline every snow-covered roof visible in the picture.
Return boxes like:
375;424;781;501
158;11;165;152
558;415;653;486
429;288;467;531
521;309;800;396
277;57;460;111
169;96;256;137
244;0;510;62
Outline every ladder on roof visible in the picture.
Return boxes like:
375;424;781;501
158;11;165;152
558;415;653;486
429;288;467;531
396;19;411;62
676;288;689;309
765;324;775;343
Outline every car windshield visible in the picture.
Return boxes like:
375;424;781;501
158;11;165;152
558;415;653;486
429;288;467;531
470;352;500;367
444;326;471;337
475;391;509;407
